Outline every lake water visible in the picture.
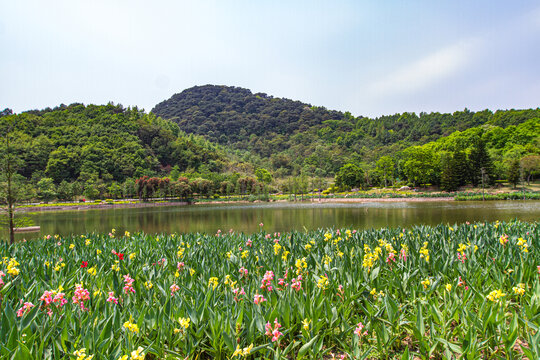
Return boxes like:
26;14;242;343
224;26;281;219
7;200;540;241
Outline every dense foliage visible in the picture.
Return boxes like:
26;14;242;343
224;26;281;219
152;85;540;183
1;221;539;359
0;103;258;201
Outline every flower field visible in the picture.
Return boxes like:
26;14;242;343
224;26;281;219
1;221;539;359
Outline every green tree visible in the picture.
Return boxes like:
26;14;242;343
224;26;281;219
375;156;394;187
255;168;272;184
36;177;56;202
507;159;521;189
520;155;540;185
335;163;365;190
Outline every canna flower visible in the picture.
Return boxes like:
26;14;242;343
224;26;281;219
125;231;130;237
6;258;20;276
291;275;302;292
239;267;248;277
354;322;368;337
246;239;252;247
87;267;97;276
317;275;329;290
178;317;190;330
123;319;139;334
69;244;75;249
129;253;136;260
513;283;526;296
445;284;452;292
264;318;283;342
73;348;94;360
302;318;311;331
96;249;102;255
419;242;429;262
0;271;5;288
123;275;135;294
107;291;119;304
295;257;307;275
208;277;219;290
516;237;529;253
499;234;509;246
254;294;267;305
170;283;180;296
487;289;506;303
260;271;274;291
16;302;35;317
81;261;88;268
144;281;153;289
130;347;144;360
421;278;430;290
72;284;90;310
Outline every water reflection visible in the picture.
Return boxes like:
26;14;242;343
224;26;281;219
9;200;540;240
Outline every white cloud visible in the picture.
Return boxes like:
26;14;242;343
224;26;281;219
367;38;480;97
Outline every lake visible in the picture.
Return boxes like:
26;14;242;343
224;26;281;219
7;200;540;241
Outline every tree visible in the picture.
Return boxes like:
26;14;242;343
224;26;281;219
375;156;394;187
520;155;540;185
0;118;25;244
335;163;365;190
507;159;521;189
468;138;494;186
37;178;57;203
255;168;272;184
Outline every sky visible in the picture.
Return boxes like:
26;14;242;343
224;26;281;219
1;0;540;117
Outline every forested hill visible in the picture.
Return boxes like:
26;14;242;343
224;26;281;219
0;103;251;192
151;85;540;176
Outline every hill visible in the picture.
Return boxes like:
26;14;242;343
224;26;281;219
152;85;540;178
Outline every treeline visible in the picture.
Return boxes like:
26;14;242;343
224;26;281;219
0;103;260;202
151;85;540;178
334;119;540;191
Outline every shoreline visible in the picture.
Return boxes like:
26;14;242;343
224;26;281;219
10;196;457;213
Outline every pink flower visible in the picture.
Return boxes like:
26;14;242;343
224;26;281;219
0;271;5;288
260;271;274;291
170;283;180;296
264;318;283;342
177;262;185;271
106;291;119;304
399;249;407;262
291;276;302;292
40;290;55;305
254;294;267;305
72;284;90;310
246;239;252;247
17;302;35;317
232;287;246;302
386;253;396;264
239;267;248;277
259;223;264;227
457;252;467;263
354;322;368;337
123;275;135;294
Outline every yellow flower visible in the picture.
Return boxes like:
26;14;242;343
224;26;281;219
317;276;328;290
324;233;332;241
123;320;139;334
302;318;311;331
44;260;50;268
85;239;91;246
96;249;102;255
419;242;429;262
124;231;130;237
323;254;332;266
179;317;190;330
242;344;253;356
73;348;94;360
175;271;180;278
118;356;128;360
208;277;218;290
517;238;529;253
487;289;506;302
177;247;185;258
87;267;97;276
129;253;136;260
305;244;312;250
130;347;144;360
7;258;20;276
273;243;282;255
241;250;249;258
421;278;430;289
69;244;75;249
281;250;290;261
232;345;243;357
189;268;196;276
513;283;525;296
111;261;120;272
445;284;452;292
144;281;153;289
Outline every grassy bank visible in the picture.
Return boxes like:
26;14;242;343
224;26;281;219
1;221;539;359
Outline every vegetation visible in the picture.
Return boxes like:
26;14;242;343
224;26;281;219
152;85;540;189
1;221;539;358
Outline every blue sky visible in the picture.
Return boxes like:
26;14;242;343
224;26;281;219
1;0;540;117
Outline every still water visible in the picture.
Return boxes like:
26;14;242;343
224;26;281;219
8;200;540;240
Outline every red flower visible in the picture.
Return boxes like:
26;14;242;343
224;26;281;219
81;261;88;268
117;253;124;260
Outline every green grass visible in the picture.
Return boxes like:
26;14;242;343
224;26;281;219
1;221;539;359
